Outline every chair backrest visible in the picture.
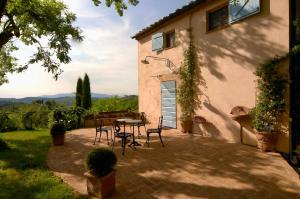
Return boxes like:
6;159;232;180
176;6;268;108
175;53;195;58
158;116;163;130
112;121;121;134
95;119;104;127
140;112;146;124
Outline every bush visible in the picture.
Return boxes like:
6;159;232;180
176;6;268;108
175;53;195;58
0;138;9;151
91;96;138;112
0;112;18;132
86;148;117;177
22;111;35;130
49;106;85;131
50;122;66;136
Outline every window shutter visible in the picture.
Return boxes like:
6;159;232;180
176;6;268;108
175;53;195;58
152;33;164;51
229;0;260;23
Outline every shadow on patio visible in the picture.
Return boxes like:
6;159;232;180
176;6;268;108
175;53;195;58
47;129;300;199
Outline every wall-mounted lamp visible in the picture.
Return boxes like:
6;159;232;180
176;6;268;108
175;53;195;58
141;56;177;73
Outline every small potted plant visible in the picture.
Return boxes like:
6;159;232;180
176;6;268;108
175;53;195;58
85;148;117;199
50;122;66;146
179;113;193;134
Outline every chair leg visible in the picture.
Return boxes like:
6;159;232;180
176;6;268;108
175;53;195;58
99;131;102;142
106;131;109;145
144;125;147;133
159;133;164;147
147;133;150;147
112;135;116;150
110;130;113;146
122;138;125;155
93;132;97;145
138;126;141;138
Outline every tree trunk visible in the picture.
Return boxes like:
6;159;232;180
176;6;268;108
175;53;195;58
0;0;8;21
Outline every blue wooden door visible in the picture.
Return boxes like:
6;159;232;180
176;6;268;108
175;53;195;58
161;81;177;128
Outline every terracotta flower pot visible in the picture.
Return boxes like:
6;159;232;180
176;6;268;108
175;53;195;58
255;132;278;152
85;170;116;199
52;134;65;146
180;119;193;133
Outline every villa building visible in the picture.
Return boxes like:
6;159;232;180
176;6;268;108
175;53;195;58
133;0;300;160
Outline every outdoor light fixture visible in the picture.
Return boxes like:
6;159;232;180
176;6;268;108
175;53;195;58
141;56;177;73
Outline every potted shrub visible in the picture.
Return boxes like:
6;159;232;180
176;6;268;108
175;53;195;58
251;55;288;152
50;122;66;146
85;148;117;199
178;33;200;133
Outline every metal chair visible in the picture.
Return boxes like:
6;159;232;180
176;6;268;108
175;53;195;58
136;112;147;137
112;121;133;155
94;118;112;145
146;116;164;147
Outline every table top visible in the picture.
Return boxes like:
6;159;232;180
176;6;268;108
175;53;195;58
125;119;142;124
116;118;132;122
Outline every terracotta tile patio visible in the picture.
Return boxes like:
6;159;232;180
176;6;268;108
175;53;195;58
47;128;300;199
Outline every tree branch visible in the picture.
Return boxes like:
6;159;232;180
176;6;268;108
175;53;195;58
0;31;14;48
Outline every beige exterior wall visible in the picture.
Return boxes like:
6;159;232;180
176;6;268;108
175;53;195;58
137;0;290;152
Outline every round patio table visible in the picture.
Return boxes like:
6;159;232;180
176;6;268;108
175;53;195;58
116;119;142;147
126;119;142;147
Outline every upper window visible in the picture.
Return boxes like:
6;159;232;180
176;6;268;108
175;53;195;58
165;31;175;49
229;0;261;23
207;5;229;31
152;31;175;51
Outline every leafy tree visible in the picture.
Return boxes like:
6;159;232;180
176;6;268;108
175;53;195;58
0;0;139;84
82;73;92;109
76;77;83;107
92;0;139;16
0;0;83;85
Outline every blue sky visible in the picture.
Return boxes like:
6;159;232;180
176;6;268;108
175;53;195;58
0;0;190;98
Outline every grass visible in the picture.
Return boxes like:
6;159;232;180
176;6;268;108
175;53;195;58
0;129;87;199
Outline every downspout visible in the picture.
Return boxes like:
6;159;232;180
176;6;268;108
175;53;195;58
289;0;298;165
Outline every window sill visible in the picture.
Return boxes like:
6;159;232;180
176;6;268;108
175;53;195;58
206;24;230;34
164;46;176;51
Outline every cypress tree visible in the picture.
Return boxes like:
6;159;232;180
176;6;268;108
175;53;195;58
76;78;83;107
82;73;92;109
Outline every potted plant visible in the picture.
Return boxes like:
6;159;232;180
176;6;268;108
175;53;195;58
84;148;117;199
178;33;198;133
251;55;288;152
50;122;66;146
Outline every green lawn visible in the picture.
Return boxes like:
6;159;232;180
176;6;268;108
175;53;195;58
0;129;87;199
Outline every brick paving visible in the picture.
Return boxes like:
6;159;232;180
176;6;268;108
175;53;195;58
47;128;300;198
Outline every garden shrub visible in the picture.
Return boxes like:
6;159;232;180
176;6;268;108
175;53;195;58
49;106;85;130
50;122;66;136
0;112;18;132
86;148;117;177
22;111;35;130
0;138;9;151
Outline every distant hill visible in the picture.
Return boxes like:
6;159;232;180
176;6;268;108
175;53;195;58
39;93;111;99
0;93;112;106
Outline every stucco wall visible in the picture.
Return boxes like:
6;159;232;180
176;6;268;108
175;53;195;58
137;0;290;152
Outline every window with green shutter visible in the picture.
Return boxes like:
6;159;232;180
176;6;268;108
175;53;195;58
152;32;164;51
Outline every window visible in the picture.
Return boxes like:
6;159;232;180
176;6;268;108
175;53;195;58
152;32;164;51
229;0;260;23
207;5;229;31
152;31;175;51
165;31;175;49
